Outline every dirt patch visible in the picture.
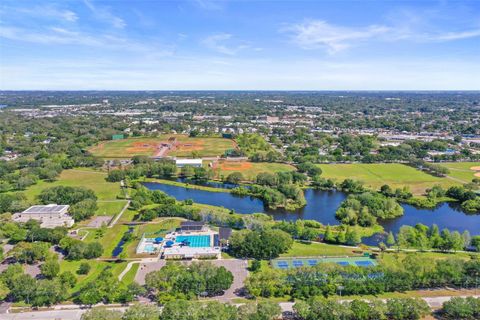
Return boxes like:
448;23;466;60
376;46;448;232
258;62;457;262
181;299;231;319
87;216;113;228
89;142;105;152
470;166;480;171
126;142;159;154
475;172;480;177
219;161;253;171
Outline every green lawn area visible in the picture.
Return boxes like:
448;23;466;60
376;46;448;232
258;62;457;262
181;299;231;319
84;223;130;258
96;201;128;216
21;168;123;202
317;163;458;195
88;135;236;158
213;161;296;181
439;162;480;184
280;241;359;257
59;259;127;293
121;263;140;285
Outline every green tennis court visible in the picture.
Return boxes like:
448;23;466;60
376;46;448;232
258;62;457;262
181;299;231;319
272;256;377;269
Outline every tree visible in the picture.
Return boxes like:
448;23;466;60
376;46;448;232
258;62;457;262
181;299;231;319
386;232;396;247
80;308;122;320
441;297;480;320
122;304;160;320
324;225;336;243
180;165;195;178
70;198;98;221
40;258;60;279
225;172;244;184
386;298;430;320
31;279;65;307
238;301;282;320
250;260;261;272
59;271;77;288
229;229;293;260
78;262;91;275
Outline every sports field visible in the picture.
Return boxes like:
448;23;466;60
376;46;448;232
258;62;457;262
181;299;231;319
317;163;458;195
438;162;480;183
213;160;296;181
21;168;127;221
88;135;236;158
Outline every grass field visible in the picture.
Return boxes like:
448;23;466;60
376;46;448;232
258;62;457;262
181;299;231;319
438;162;480;184
88;135;236;158
317;163;458;195
22;169;123;202
280;241;359;257
213;161;296;181
59;259;128;294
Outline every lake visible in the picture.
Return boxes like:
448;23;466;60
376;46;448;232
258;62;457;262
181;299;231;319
143;182;480;244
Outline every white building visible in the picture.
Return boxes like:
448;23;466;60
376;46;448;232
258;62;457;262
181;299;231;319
175;159;203;168
13;204;74;228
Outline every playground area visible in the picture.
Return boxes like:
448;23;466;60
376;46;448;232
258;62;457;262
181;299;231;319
271;256;377;269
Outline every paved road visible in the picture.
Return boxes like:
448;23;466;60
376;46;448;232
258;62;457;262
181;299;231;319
3;295;479;320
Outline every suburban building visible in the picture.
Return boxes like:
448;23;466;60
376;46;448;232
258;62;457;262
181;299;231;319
175;158;203;168
136;221;223;259
12;204;74;228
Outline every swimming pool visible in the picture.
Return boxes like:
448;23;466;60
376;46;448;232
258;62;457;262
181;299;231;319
175;235;211;247
144;244;156;253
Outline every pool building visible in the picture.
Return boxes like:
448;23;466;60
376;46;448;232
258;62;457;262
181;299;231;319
136;221;231;260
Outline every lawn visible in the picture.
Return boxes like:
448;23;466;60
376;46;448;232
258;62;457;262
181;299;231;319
21;168;123;202
121;263;140;285
280;241;359;257
212;161;296;181
88;135;236;158
317;163;458;195
59;259;128;293
438;162;480;184
83;223;130;258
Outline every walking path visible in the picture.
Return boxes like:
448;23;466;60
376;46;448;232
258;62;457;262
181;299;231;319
108;200;130;228
117;260;140;281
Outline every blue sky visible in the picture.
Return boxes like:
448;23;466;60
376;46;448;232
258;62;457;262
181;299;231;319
0;0;479;90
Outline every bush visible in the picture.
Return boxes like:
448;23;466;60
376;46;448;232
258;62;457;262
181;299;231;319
77;262;91;275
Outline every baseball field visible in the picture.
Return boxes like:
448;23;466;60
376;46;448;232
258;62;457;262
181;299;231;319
88;135;236;158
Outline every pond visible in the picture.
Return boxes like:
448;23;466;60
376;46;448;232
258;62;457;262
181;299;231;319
143;182;480;244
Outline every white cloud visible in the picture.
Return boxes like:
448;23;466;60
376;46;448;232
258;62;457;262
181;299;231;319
285;20;390;54
202;33;248;55
10;5;78;22
285;19;480;54
191;0;222;11
0;25;173;56
83;0;126;29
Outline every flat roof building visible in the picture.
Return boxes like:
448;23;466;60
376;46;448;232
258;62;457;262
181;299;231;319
13;204;74;228
180;221;204;231
175;159;203;168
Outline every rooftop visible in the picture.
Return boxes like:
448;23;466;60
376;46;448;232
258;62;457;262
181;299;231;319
22;204;69;214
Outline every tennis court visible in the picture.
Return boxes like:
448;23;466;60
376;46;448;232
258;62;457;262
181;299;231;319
271;256;377;269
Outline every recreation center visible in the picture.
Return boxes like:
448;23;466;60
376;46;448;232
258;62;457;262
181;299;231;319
136;221;231;260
